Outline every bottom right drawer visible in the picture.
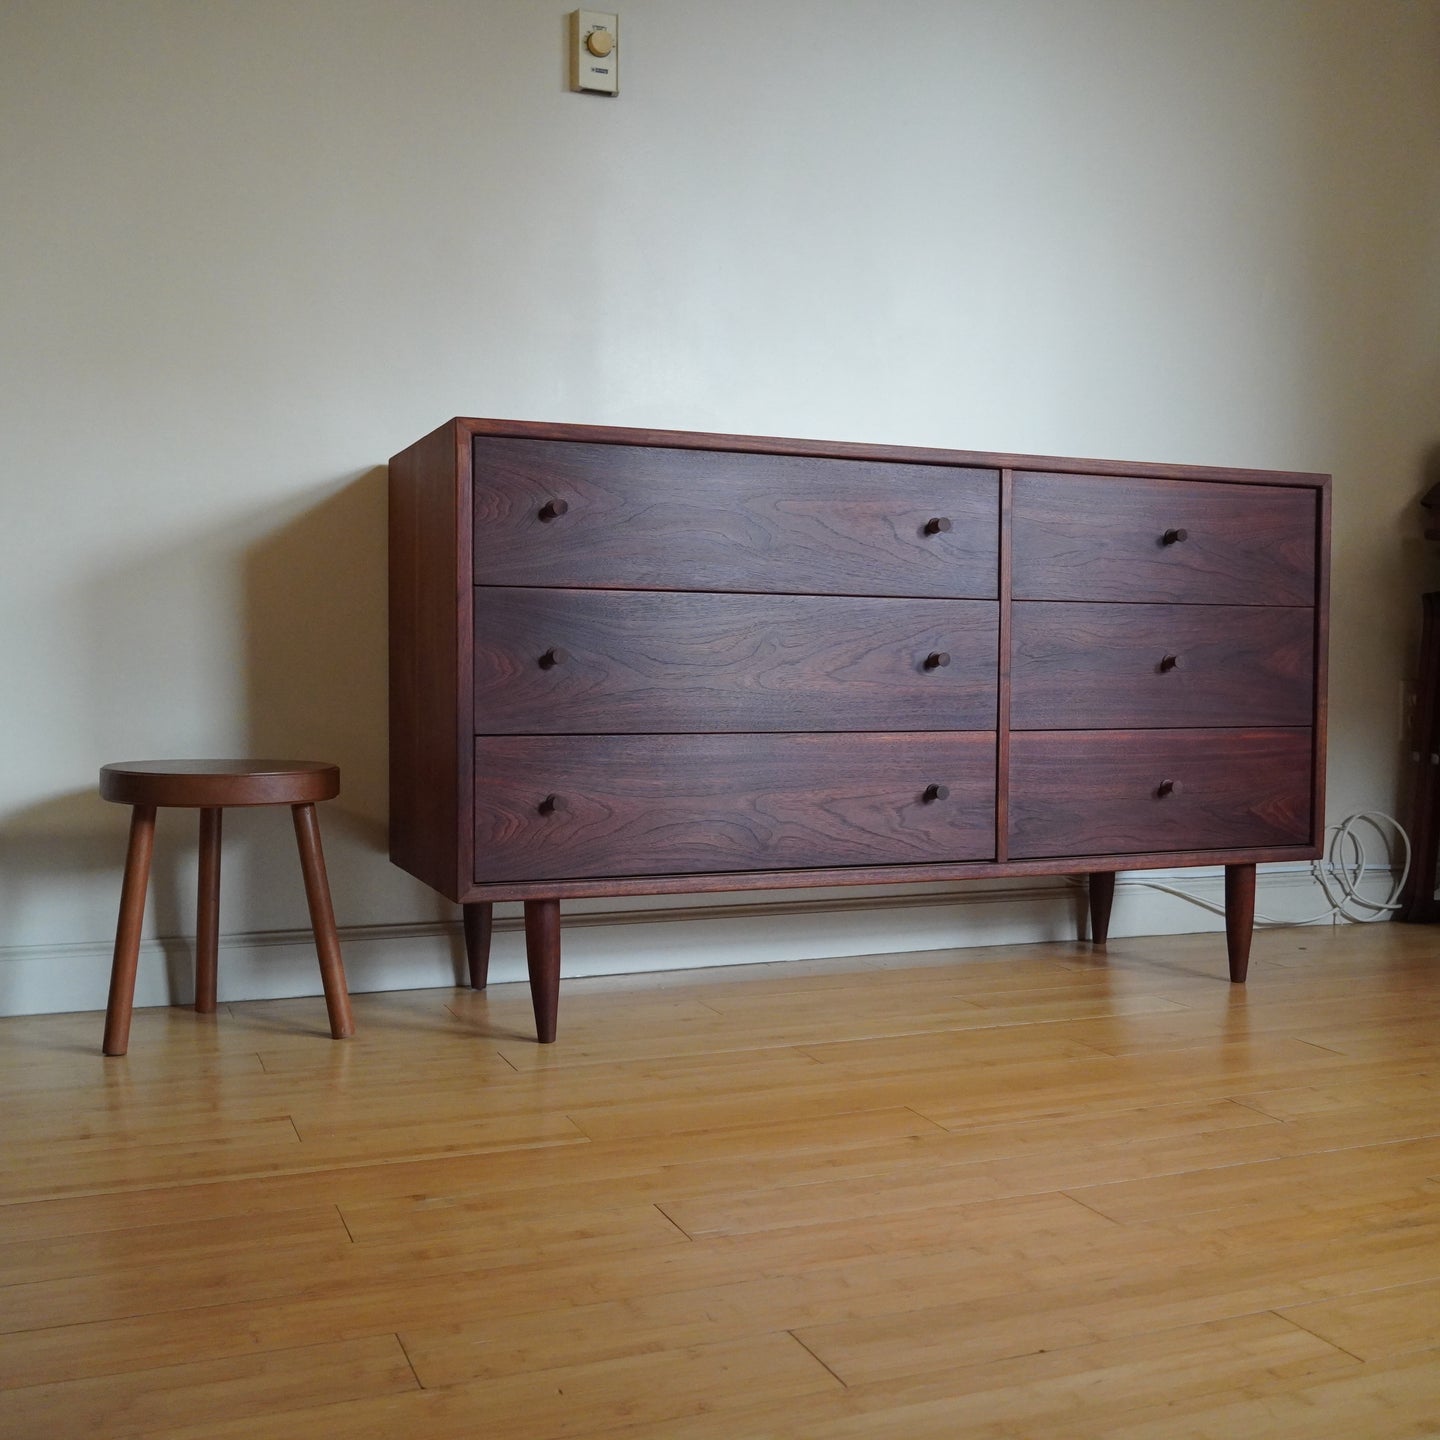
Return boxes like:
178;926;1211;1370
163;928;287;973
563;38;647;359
1008;729;1313;859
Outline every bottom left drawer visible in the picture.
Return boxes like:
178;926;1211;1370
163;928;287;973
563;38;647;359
473;732;997;883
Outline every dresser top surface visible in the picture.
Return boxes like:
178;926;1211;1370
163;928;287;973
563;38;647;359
402;417;1330;491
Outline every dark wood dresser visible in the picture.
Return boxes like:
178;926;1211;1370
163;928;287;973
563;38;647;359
389;419;1329;1041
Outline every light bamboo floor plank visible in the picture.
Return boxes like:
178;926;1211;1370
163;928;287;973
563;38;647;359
566;1312;1357;1440
139;1334;841;1440
3;923;1440;1437
0;1105;937;1249
0;1191;1107;1392
1091;1347;1440;1440
0;1202;348;1288
1279;1276;1440;1362
0;1335;416;1440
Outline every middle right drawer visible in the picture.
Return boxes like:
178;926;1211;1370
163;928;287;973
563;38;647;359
1010;602;1314;729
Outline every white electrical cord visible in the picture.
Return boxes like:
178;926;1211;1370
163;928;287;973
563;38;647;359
1127;811;1411;927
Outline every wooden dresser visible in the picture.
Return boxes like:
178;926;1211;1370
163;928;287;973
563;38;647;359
389;419;1329;1041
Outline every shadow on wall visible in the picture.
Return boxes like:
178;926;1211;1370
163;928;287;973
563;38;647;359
0;465;455;1015
243;469;389;832
239;466;413;926
0;789;206;1003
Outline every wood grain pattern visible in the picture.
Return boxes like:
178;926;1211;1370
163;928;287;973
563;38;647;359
1008;729;1312;858
391;419;1329;1033
470;437;1000;598
1010;601;1314;729
473;733;997;882
1012;471;1317;606
6;923;1440;1437
473;590;999;734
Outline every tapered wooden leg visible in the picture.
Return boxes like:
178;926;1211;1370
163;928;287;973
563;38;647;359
463;902;493;989
1087;870;1116;945
103;805;157;1056
291;803;355;1039
1224;862;1256;983
524;898;561;1044
195;807;222;1014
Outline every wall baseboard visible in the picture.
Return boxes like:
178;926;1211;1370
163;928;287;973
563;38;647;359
0;864;1396;1018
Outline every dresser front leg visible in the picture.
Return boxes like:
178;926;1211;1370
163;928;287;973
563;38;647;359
1224;863;1256;983
524;898;561;1043
462;902;493;989
1087;871;1116;945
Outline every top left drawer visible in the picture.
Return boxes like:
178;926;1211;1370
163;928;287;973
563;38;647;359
472;437;999;598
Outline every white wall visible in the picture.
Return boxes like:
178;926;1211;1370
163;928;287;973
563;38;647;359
3;0;1438;1014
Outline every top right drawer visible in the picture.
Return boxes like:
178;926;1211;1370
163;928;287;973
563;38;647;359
1011;473;1317;606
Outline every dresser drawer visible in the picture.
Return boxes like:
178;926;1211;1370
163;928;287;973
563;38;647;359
473;733;996;882
1008;729;1312;859
474;590;998;734
1012;473;1316;606
472;437;998;598
1010;603;1314;730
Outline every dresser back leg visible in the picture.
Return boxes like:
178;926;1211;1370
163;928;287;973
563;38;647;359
463;902;493;989
1087;871;1116;945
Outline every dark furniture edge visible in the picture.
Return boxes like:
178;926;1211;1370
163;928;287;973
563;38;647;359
450;416;1331;489
455;845;1324;905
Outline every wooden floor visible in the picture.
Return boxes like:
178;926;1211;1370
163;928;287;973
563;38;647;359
4;924;1440;1437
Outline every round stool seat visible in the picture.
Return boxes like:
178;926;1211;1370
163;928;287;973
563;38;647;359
100;760;339;809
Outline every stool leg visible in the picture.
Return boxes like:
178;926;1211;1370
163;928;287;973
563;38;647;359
103;804;157;1056
195;808;222;1014
291;802;355;1039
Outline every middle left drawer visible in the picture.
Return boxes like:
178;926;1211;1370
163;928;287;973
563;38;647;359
474;590;999;734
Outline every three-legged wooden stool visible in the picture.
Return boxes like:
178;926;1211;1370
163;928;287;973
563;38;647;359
99;760;355;1056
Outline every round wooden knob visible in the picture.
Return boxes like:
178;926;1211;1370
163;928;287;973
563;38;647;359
1162;527;1189;545
922;783;950;803
1159;653;1181;672
539;646;569;669
924;517;952;536
538;793;563;815
538;498;569;522
1157;778;1181;798
924;651;951;670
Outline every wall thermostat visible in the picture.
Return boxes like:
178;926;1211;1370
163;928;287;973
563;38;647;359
570;11;618;95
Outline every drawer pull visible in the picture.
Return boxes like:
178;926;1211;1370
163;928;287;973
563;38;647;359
1162;527;1189;545
1159;652;1182;672
539;646;569;669
922;782;950;803
538;498;570;522
537;793;564;816
924;516;952;536
923;651;951;670
1156;778;1182;798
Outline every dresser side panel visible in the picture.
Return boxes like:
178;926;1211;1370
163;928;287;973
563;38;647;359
389;421;469;900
